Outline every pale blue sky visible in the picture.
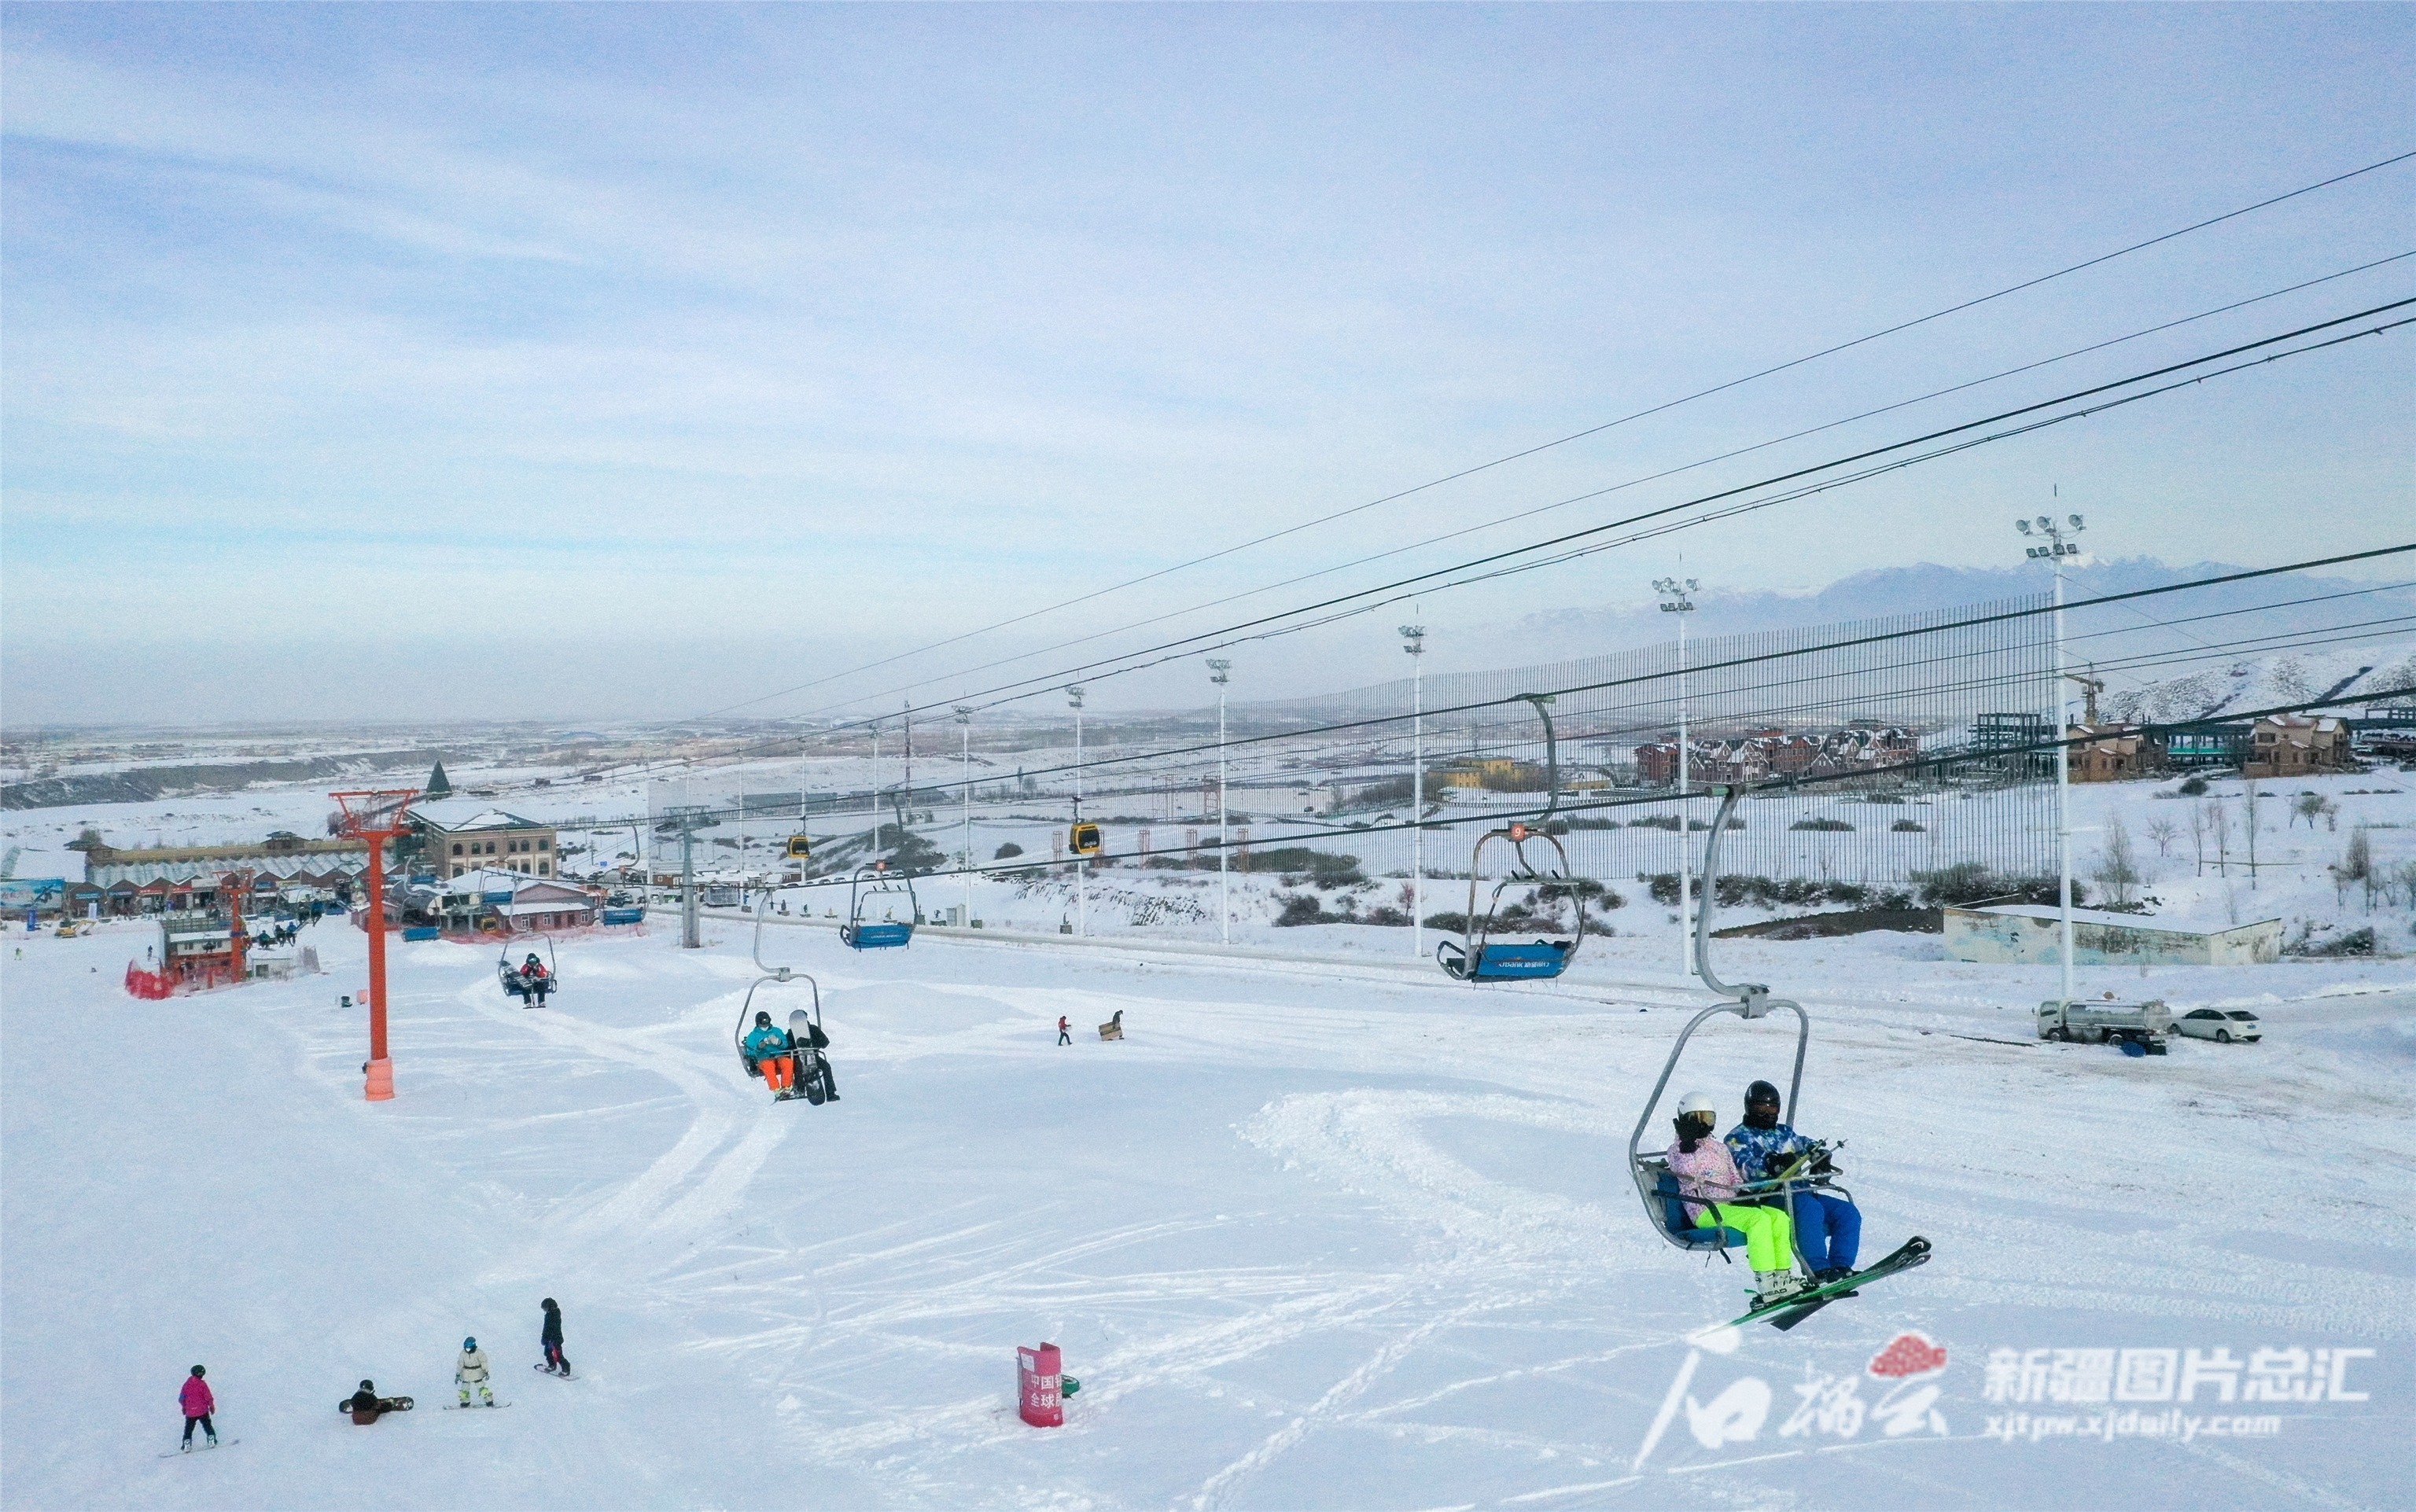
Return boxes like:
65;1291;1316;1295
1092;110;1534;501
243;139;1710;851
3;4;2409;725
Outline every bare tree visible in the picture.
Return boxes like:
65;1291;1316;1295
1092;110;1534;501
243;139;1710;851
2092;814;2143;906
2188;800;2208;876
2145;816;2178;859
2210;796;2230;877
2341;823;2374;911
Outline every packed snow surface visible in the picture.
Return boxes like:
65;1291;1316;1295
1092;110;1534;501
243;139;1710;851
3;909;2411;1510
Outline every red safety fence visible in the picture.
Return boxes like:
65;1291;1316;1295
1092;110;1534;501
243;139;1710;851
124;962;174;999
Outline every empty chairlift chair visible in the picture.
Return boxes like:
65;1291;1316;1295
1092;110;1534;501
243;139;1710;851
840;864;916;951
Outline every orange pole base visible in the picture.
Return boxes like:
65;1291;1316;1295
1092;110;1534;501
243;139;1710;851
365;1058;395;1102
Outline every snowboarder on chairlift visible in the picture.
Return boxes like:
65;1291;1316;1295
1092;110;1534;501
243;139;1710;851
455;1337;495;1407
1665;1090;1808;1306
744;1010;797;1096
178;1365;217;1450
540;1298;570;1377
1725;1079;1862;1283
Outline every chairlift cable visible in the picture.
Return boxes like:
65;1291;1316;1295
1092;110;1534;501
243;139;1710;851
695;156;2416;722
652;304;2414;776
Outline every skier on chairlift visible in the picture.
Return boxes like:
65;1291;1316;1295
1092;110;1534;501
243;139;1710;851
743;1009;797;1097
1727;1078;1861;1284
1665;1090;1809;1306
520;953;552;1004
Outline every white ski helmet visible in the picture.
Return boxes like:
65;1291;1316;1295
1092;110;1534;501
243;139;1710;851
1676;1090;1716;1118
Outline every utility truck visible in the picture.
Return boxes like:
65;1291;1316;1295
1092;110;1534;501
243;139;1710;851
2037;996;2173;1052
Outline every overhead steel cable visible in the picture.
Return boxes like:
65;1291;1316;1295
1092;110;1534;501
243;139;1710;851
586;304;2411;796
757;305;2415;738
699;153;2416;720
748;686;2416;889
714;251;2416;723
613;548;2412;813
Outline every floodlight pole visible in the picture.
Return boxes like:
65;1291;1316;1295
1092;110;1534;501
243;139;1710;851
1655;577;1700;981
1209;660;1232;945
868;721;881;864
2017;511;2086;1004
1070;686;1087;938
956;706;974;926
1398;628;1425;959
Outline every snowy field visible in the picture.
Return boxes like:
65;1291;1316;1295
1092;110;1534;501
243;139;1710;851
4;899;2411;1510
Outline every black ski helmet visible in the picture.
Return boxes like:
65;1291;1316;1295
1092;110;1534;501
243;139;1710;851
1744;1080;1783;1129
542;1297;558;1311
360;1379;375;1391
190;1365;206;1378
755;1010;772;1027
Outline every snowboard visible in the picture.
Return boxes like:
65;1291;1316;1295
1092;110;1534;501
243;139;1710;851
443;1401;511;1411
1730;1236;1932;1332
161;1440;238;1457
534;1363;577;1380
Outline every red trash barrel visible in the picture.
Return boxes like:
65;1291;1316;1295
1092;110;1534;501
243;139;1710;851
1018;1342;1064;1427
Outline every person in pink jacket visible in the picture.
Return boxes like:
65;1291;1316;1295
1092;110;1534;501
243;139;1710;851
1665;1090;1806;1305
179;1365;218;1450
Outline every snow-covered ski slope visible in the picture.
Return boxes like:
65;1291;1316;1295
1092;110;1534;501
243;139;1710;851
3;916;2410;1509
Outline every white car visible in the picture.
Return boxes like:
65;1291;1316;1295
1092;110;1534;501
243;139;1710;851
2175;1007;2263;1044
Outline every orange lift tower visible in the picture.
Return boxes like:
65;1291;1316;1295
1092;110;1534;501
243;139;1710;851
331;789;420;1101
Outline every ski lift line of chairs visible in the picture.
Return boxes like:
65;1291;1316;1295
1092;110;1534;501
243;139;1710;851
842;863;915;951
1436;693;1588;983
499;936;559;1007
738;892;839;1105
1625;782;1836;1257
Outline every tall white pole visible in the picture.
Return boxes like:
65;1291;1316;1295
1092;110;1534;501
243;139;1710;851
1656;577;1700;982
958;707;973;927
2053;554;2075;1006
1401;626;1426;959
869;723;880;863
2018;512;2084;1006
1677;605;1689;980
1209;660;1232;945
1072;688;1087;939
1219;688;1230;944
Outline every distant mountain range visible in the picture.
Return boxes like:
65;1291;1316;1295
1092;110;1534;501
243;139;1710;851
1466;556;2415;671
1251;554;2416;715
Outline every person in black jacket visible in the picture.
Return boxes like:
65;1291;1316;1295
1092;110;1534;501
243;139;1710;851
540;1298;571;1376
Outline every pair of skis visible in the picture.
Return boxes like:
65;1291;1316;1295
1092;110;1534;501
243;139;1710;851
1728;1235;1932;1331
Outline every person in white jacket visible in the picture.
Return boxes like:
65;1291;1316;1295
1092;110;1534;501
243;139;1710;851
455;1337;494;1407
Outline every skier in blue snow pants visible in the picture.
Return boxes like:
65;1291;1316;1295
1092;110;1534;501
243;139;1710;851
1725;1079;1862;1281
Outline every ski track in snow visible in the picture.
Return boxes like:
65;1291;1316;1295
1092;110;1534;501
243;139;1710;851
6;917;2413;1510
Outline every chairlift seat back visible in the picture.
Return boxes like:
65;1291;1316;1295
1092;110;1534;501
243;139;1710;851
1439;938;1571;981
844;921;913;950
1652;1170;1747;1249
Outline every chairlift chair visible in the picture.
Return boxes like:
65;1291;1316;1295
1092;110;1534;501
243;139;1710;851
1625;783;1851;1257
738;892;838;1104
840;863;915;950
1435;694;1589;983
498;933;560;1006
